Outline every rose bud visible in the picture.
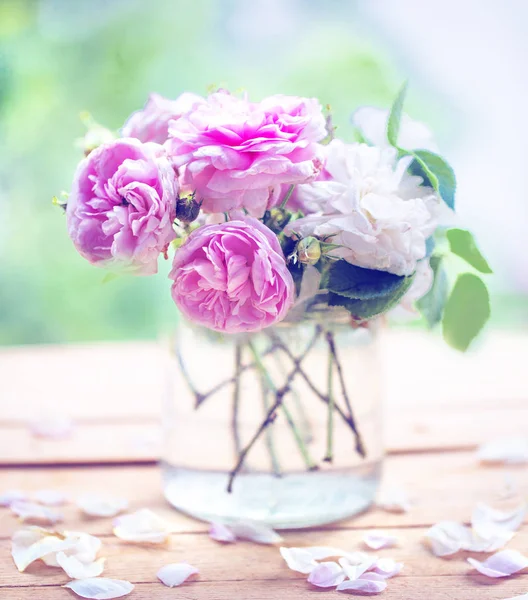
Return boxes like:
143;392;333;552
175;195;201;223
296;236;321;265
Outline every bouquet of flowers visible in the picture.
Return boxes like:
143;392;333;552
56;85;491;494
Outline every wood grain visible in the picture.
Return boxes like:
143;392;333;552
0;452;526;540
0;334;527;599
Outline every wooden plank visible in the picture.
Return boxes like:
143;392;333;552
2;402;528;464
0;452;526;540
1;527;528;587
1;331;527;465
1;331;526;423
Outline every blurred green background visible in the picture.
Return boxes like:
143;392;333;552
0;0;525;345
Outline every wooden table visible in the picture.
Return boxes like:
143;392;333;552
0;330;527;599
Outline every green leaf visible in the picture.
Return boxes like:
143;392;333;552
410;150;456;209
446;228;492;274
329;274;415;320
324;261;407;299
387;81;408;147
442;273;490;351
417;256;448;327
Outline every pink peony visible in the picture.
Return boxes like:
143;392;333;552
67;138;178;275
169;218;295;333
166;91;327;217
122;92;205;144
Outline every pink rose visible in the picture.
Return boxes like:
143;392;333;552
169;218;295;333
122;92;205;144
67;138;178;275
166;91;326;217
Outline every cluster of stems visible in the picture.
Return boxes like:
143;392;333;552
176;324;366;493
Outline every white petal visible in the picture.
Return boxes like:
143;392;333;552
370;557;404;579
113;509;170;544
0;490;27;507
280;547;317;574
29;416;74;439
503;595;528;600
228;520;282;545
425;521;471;557
157;563;199;587
42;531;102;567
209;522;236;543
339;553;377;580
34;490;69;506
477;437;528;465
363;531;398;550
78;494;128;518
376;487;411;513
307;561;346;588
11;501;63;524
64;578;134;599
472;502;526;534
467;549;528;578
11;527;76;572
57;552;105;579
337;572;387;594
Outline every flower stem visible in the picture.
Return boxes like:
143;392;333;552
279;184;295;209
269;327;366;457
324;346;335;462
259;371;282;476
177;343;278;409
247;341;318;472
231;342;242;458
325;330;366;457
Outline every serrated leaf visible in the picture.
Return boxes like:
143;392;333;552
329;274;415;320
324;261;407;299
447;229;492;274
411;150;456;209
417;256;448;327
387;81;408;147
442;273;490;351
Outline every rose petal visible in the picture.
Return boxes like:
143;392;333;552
228;520;282;545
477;437;528;465
467;549;528;578
467;550;528;577
34;490;69;506
78;494;128;518
302;546;348;560
376;487;411;513
280;547;317;574
157;563;199;587
499;474;519;500
209;522;236;543
11;501;63;524
337;572;387;594
472;502;526;534
56;552;105;579
43;531;102;567
339;553;377;580
370;557;404;579
425;521;472;557
0;490;27;507
363;531;398;550
11;527;77;572
64;578;134;599
307;561;346;588
113;509;170;544
29;416;74;439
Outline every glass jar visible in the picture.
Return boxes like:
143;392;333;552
162;308;383;529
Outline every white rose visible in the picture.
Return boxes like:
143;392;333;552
287;140;441;276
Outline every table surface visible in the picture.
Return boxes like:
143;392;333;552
0;330;527;599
